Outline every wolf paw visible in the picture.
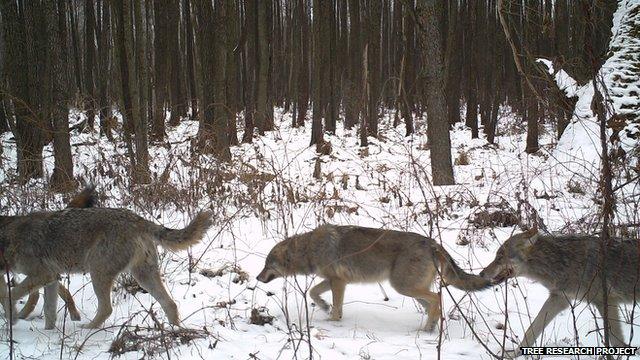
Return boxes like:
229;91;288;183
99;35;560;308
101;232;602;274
69;311;81;321
328;308;343;321
422;321;440;334
80;322;99;329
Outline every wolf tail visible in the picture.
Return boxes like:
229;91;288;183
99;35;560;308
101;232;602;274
155;211;213;251
433;245;491;292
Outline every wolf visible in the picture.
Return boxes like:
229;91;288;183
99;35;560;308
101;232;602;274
1;186;98;323
480;228;638;357
0;207;213;329
257;224;491;331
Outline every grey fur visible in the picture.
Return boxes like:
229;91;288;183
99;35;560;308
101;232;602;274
257;224;490;331
480;229;638;357
1;186;98;325
0;207;213;329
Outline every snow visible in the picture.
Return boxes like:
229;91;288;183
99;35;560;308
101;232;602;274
0;103;638;360
0;1;639;358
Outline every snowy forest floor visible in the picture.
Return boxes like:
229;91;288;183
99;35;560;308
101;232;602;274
1;2;640;358
0;101;638;360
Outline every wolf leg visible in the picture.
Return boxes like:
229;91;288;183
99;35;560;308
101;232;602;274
402;289;441;332
3;274;56;325
329;279;347;321
594;299;626;347
309;280;331;312
81;271;115;329
17;291;39;319
390;261;441;331
518;293;568;349
131;263;180;326
43;281;59;330
58;283;81;321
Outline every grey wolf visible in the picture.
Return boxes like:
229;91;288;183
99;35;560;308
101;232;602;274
1;186;98;324
257;224;491;331
0;207;212;329
480;229;637;357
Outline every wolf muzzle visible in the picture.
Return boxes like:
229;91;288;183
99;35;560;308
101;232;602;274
257;268;276;283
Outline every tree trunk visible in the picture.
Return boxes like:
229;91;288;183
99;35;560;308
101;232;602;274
225;0;239;144
366;0;381;137
194;0;231;159
68;0;83;95
417;0;454;185
50;0;75;191
168;0;185;126
1;0;45;182
183;0;198;120
309;0;325;147
97;0;113;140
84;0;98;130
444;0;461;126
255;0;272;133
153;0;169;141
344;0;361;130
242;0;257;142
295;0;309;128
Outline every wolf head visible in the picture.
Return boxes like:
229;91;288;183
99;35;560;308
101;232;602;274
480;228;540;284
257;241;292;283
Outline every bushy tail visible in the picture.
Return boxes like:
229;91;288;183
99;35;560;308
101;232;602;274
434;246;491;292
156;211;213;251
66;186;98;209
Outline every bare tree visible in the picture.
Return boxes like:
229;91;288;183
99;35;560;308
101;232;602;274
416;0;455;185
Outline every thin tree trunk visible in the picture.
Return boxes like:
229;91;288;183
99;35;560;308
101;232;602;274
417;0;454;185
85;0;98;130
168;0;185;126
295;0;309;128
50;0;75;191
255;0;272;133
194;0;232;159
97;0;113;140
183;0;198;120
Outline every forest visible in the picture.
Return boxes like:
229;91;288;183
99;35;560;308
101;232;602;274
0;0;639;359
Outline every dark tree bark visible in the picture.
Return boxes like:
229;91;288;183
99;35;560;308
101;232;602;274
97;0;114;140
225;0;239;144
463;0;478;138
366;0;381;137
84;0;98;130
153;0;169;141
132;0;151;181
242;0;257;143
417;0;454;185
194;0;231;159
50;0;75;191
309;0;325;147
183;0;198;120
113;0;150;183
295;0;309;127
68;0;83;94
167;0;185;126
1;0;46;182
344;0;361;130
255;0;272;133
444;0;461;126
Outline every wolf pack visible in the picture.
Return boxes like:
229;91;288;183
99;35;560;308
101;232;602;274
0;186;637;358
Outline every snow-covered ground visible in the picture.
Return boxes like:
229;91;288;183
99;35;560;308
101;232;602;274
0;99;638;360
1;1;639;358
